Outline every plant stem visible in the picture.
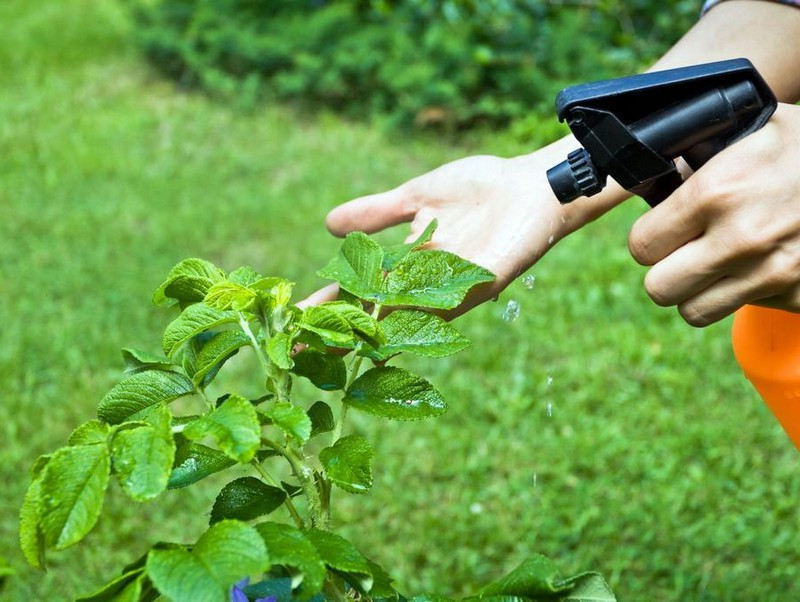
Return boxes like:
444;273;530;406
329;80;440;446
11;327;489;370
262;436;326;528
251;459;305;528
238;312;271;378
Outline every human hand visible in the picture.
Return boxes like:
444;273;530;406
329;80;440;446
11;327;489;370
306;150;572;317
629;102;800;327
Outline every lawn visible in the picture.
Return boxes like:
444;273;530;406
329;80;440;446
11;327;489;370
1;1;798;601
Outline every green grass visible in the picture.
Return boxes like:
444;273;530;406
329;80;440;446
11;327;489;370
2;2;799;600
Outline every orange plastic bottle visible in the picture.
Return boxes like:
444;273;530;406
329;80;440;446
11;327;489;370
732;305;800;450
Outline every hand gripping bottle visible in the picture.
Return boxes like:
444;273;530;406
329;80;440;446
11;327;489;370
732;306;800;450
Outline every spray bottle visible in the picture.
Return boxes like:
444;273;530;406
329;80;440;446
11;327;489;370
545;59;800;450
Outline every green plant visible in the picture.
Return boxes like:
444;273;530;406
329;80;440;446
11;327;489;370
19;222;616;601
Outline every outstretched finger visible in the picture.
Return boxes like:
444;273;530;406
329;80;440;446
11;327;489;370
326;185;415;236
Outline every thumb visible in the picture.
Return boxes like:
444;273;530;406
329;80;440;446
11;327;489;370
326;185;415;236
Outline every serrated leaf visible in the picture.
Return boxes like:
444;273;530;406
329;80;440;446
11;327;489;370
97;370;194;425
39;444;110;550
267;332;294;370
193;330;250;386
229;266;262;286
19;477;46;568
299;306;353;346
260;402;312;443
480;555;572;597
307;401;335;437
317;232;384;298
183;395;261;463
379;250;495;309
255;522;326;600
344;367;446;420
162;303;237;357
382;219;438;270
205;280;258;312
121;347;176;374
110;408;175;501
69;420;110;446
305;528;372;592
292;351;346;391
368;310;469;360
366;559;397;599
168;438;236;489
210;477;286;524
153;258;226;306
30;454;52;480
147;520;269;602
320;435;373;494
562;573;616;601
76;568;144;601
321;301;384;346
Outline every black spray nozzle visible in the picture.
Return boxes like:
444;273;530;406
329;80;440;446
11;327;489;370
546;59;777;207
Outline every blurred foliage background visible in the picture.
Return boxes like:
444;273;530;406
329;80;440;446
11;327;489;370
2;0;799;601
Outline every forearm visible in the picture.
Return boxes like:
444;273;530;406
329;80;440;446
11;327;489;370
525;0;800;233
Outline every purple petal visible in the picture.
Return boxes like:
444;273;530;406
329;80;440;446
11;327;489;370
254;597;277;602
230;578;250;602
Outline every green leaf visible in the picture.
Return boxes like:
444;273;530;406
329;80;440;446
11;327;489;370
307;401;335;437
147;520;269;602
562;574;617;601
183;395;261;463
97;370;194;425
321;301;384;346
305;528;373;592
368;310;470;360
255;522;326;600
121;347;175;374
210;477;286;524
228;266;262;286
110;408;175;501
366;559;397;599
162;302;237;357
380;250;495;309
260;402;312;443
319;435;373;494
30;454;52;480
267;332;294;370
205;280;258;312
299;306;353;346
344;366;446;420
39;444;110;550
153;258;226;306
193;330;251;386
168;438;236;489
317;231;384;298
480;555;572;597
382;219;438;270
69;420;110;446
292;350;346;391
19;477;46;568
76;568;145;601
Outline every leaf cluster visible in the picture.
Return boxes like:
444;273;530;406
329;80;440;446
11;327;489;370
19;223;615;601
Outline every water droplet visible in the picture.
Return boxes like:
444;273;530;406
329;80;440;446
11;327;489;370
469;502;484;515
545;375;553;387
522;274;536;290
502;299;520;322
546;402;553;417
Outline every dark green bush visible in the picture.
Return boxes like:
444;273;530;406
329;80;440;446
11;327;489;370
131;0;697;132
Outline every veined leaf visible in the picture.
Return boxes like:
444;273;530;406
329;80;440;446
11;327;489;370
255;522;326;600
367;310;469;360
379;250;494;309
121;347;176;374
480;555;573;597
76;568;145;601
204;280;257;312
210;477;286;524
147;520;269;602
307;401;335;437
39;444;110;550
299;306;353;346
260;402;311;443
344;366;446;420
153;258;226;306
382;219;438;270
168;438;235;489
97;370;194;425
562;573;617;601
183;395;261;463
321;302;384;346
366;559;397;599
292;351;346;391
317;231;384;299
19;477;46;568
319;435;373;494
228;265;262;286
192;330;250;386
305;528;372;592
267;332;294;370
161;303;237;357
68;420;110;446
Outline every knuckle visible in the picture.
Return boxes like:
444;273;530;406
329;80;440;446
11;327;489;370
679;303;712;328
764;248;800;290
727;216;771;257
628;227;654;265
644;272;672;307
